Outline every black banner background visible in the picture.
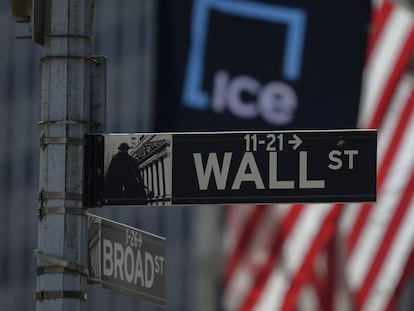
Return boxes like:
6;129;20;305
155;0;371;131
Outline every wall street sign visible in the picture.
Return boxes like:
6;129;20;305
84;130;377;207
87;214;165;306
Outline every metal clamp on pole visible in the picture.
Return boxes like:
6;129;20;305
38;120;99;127
40;55;98;64
33;291;88;302
37;266;82;276
15;35;32;39
38;191;83;207
37;206;88;219
33;249;89;277
43;34;93;40
38;191;84;210
40;136;84;149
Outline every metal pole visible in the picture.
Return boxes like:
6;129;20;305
36;0;95;310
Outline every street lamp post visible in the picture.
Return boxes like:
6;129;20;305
35;0;95;310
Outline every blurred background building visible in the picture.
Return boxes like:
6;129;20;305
2;0;414;310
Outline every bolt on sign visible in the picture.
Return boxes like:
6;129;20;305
84;130;377;207
87;214;165;306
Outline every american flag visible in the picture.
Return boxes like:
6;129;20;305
222;1;414;310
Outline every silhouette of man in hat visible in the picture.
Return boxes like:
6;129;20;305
104;143;147;203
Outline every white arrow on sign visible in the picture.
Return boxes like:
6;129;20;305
288;134;303;150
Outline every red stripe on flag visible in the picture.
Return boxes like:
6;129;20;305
224;204;269;289
320;239;338;311
385;246;414;311
309;239;337;311
365;1;394;60
239;204;305;311
348;87;414;255
281;204;343;311
356;164;414;309
369;26;414;129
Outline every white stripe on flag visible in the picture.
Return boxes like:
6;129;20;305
224;204;258;256
253;204;332;311
347;75;414;290
375;75;414;163
358;4;414;127
365;193;414;310
223;205;290;311
339;203;361;236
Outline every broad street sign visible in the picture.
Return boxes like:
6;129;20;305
87;214;165;306
84;130;376;207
